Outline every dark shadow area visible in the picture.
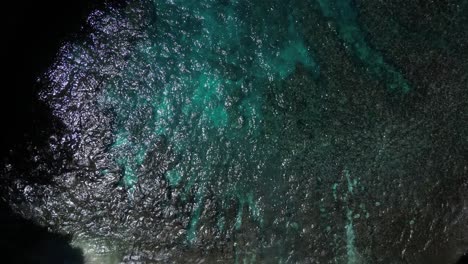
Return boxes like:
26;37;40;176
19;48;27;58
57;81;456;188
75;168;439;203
0;1;123;263
459;253;468;264
0;0;122;158
0;202;84;264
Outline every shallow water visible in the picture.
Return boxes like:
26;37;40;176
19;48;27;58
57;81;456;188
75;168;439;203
3;0;468;263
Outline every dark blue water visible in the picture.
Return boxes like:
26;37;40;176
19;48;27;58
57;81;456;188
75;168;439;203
2;0;468;263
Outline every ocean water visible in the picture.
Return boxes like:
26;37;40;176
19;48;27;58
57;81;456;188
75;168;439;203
3;0;468;263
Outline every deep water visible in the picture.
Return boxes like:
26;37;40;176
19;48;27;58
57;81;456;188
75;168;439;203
2;0;468;263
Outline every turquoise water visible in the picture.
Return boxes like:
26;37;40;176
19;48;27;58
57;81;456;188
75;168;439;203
102;1;323;249
105;0;319;192
24;0;468;262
